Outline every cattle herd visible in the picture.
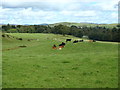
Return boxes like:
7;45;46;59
52;38;96;50
2;34;96;50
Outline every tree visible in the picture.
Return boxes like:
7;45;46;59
7;29;18;33
2;24;11;32
53;24;69;36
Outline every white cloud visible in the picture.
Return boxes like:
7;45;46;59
0;0;118;24
74;11;96;17
60;10;97;17
93;1;118;11
0;6;59;24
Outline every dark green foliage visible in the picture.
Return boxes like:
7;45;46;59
7;29;18;33
116;24;120;27
2;23;119;42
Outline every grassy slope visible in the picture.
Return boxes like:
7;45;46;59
2;33;118;88
49;22;117;28
0;32;2;89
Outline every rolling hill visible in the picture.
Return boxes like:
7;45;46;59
49;22;118;28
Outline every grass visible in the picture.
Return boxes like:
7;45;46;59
0;32;2;89
49;22;117;28
2;33;118;88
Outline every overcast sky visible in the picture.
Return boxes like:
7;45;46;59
0;0;119;25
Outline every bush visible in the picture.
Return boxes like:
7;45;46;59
7;29;18;33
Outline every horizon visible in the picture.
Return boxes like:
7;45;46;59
0;21;118;25
1;0;119;25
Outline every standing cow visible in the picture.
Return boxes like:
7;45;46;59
66;39;72;42
79;40;84;42
73;40;78;43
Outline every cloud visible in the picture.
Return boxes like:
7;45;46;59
0;0;118;24
74;11;96;17
60;10;97;17
0;6;59;24
1;0;119;11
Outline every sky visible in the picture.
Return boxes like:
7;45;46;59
0;0;119;25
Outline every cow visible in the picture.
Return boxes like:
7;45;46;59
17;38;22;40
61;42;65;46
93;40;96;42
59;42;66;47
79;40;84;42
6;34;10;38
89;40;96;42
2;34;5;37
73;40;78;43
66;39;72;42
89;40;93;42
52;44;57;49
58;42;66;49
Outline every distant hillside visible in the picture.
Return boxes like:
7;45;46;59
1;22;118;28
49;22;118;28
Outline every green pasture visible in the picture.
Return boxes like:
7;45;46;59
49;22;117;28
2;33;118;88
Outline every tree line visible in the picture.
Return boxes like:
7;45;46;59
2;24;120;42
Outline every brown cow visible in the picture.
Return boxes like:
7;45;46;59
89;40;96;42
52;44;57;50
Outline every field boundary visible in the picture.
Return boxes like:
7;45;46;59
2;46;27;52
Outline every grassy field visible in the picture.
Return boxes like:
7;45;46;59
2;33;118;88
0;32;2;89
49;22;117;28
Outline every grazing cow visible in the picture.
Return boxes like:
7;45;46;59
6;34;10;38
52;44;57;49
79;40;84;42
17;38;22;40
66;39;72;42
73;40;78;43
2;34;5;37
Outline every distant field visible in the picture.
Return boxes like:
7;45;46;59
2;33;118;88
0;32;2;89
49;22;117;28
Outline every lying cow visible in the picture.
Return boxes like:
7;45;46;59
59;42;66;49
66;39;72;42
52;44;57;49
